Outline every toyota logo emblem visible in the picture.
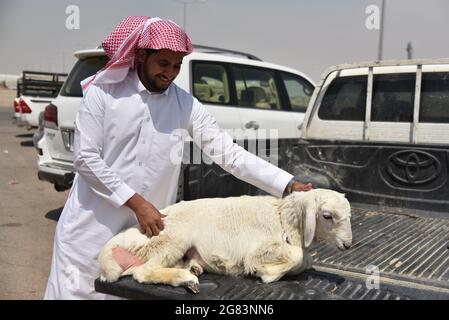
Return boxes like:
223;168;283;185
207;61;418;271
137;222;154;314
386;150;441;185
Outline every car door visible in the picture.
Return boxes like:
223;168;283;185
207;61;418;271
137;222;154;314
306;69;368;141
183;60;250;199
415;65;449;144
278;71;315;136
230;64;300;166
190;61;242;133
231;64;297;134
367;66;417;143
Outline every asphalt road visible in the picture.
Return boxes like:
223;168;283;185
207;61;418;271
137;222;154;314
0;104;68;299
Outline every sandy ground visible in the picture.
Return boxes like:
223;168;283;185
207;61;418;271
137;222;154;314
0;88;68;299
0;87;16;108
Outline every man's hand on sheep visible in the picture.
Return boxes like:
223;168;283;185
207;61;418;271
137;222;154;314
125;193;167;236
292;181;313;192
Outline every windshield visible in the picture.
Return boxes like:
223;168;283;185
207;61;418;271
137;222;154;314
60;55;109;97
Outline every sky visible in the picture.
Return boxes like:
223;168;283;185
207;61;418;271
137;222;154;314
0;0;448;81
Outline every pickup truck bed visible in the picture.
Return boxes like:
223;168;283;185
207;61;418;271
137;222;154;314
95;204;449;300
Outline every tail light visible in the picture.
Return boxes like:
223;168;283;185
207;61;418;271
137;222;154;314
19;98;32;113
13;100;19;113
44;104;58;129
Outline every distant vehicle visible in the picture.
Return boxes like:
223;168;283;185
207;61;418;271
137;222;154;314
14;71;67;129
37;45;315;192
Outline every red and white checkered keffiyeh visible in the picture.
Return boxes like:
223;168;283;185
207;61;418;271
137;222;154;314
81;16;193;92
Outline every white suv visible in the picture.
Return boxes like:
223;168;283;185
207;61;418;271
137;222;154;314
37;46;315;194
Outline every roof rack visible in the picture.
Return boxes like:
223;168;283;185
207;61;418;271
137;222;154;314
193;44;262;61
18;71;68;98
324;57;449;75
94;44;262;61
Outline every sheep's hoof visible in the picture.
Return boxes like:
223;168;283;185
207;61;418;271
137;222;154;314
190;264;204;277
184;280;200;294
100;271;121;283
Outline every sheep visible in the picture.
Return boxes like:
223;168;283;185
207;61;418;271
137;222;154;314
98;188;352;293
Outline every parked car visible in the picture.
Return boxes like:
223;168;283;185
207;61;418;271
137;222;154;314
37;45;315;193
97;58;449;300
14;71;67;129
37;49;108;191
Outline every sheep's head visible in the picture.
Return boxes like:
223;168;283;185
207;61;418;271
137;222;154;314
288;189;352;251
311;190;352;251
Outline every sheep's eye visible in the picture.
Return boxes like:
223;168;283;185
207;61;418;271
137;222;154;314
323;214;333;220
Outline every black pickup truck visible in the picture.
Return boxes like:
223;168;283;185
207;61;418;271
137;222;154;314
96;59;449;300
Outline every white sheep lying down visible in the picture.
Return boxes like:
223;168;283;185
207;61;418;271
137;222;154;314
99;188;352;293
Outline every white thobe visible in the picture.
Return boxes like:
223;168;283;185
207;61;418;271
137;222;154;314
44;69;293;299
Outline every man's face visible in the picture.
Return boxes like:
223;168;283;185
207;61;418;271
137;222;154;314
136;49;185;92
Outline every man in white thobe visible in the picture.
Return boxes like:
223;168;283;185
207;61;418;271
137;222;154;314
44;16;312;299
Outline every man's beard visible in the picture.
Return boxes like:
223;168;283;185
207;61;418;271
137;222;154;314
138;59;169;93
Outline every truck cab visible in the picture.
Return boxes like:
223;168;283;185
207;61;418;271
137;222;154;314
294;58;449;213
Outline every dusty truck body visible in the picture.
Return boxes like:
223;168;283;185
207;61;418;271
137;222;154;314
96;59;449;300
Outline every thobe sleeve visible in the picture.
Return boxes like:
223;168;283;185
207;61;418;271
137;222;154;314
189;98;293;198
73;85;135;208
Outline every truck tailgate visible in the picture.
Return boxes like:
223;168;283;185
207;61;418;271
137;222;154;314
309;205;449;297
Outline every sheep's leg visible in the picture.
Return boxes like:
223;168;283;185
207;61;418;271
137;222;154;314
286;251;313;276
172;258;204;276
127;235;201;293
133;267;200;293
207;253;241;276
183;259;204;276
253;243;305;283
143;246;205;276
184;247;206;276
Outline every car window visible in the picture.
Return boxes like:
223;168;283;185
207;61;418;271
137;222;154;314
420;72;449;123
371;73;415;122
318;75;367;121
60;55;109;97
232;65;281;110
280;72;314;112
192;62;230;104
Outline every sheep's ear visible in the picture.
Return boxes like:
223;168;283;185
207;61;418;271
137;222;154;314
303;200;317;249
